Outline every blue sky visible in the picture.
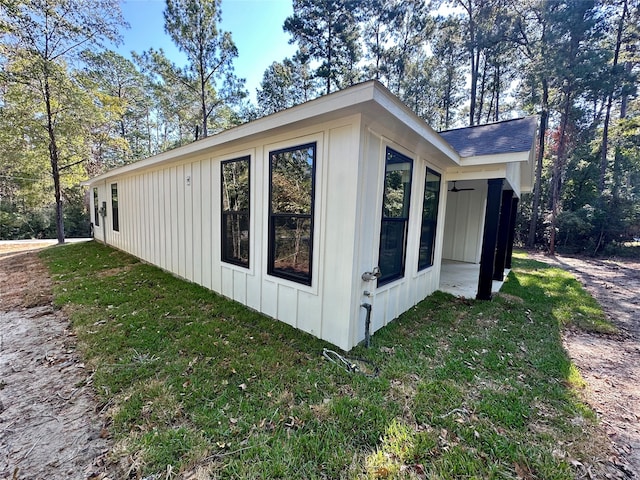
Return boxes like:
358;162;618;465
118;0;297;102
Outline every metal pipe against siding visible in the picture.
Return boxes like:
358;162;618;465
361;303;372;348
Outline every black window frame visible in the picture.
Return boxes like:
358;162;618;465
378;147;413;287
418;167;441;271
93;187;100;227
111;183;119;232
221;155;251;268
268;142;316;286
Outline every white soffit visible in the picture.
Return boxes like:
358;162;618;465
460;150;532;166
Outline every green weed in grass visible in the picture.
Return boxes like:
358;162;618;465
39;242;615;478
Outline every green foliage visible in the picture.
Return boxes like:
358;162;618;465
131;48;202;150
256;54;320;115
0;186;90;239
163;0;246;138
556;209;594;252
270;0;640;254
284;0;361;95
0;0;637;250
0;202;54;240
41;242;614;478
0;0;125;241
0;56;97;240
79;50;153;168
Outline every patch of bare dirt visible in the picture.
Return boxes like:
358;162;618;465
0;248;111;480
530;252;640;478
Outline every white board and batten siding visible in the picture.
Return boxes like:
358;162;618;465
89;114;450;351
442;186;487;264
87;83;536;351
90;117;376;351
351;127;447;346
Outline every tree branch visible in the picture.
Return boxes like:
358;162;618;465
59;159;86;171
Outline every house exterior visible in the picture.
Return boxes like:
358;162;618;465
84;81;537;351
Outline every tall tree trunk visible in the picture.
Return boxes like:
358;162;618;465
599;0;627;193
476;56;487;125
461;0;478;126
470;47;480;126
147;111;153;156
326;10;332;95
374;24;381;80
549;85;572;255
200;65;208;138
493;63;500;122
527;79;549;248
614;61;632;197
44;75;65;244
444;71;453;129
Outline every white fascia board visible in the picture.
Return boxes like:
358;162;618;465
459;150;531;167
84;84;377;186
445;165;508;181
522;139;536;192
445;164;522;197
83;81;461;186
371;87;460;164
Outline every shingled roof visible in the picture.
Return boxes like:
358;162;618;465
439;116;538;158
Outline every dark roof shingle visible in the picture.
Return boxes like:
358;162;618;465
439;117;538;157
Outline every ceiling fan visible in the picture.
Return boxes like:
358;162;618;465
449;181;475;193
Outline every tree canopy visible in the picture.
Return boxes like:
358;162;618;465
0;0;638;256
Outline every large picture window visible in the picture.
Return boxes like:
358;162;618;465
268;143;316;285
221;156;250;267
378;147;413;286
418;168;441;270
93;188;99;227
111;183;119;232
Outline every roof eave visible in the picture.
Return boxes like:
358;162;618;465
83;81;463;186
459;150;532;166
370;86;460;164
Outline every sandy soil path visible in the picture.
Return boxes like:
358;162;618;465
0;245;110;480
530;253;640;478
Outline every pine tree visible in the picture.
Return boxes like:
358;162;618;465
1;0;124;243
163;0;245;138
284;0;361;94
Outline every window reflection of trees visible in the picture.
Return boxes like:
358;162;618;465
93;188;100;227
418;168;441;270
378;148;412;285
269;144;315;284
111;183;119;232
221;157;250;267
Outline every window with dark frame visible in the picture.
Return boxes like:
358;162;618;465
93;188;99;227
418;168;441;270
378;147;413;286
221;156;250;267
111;183;119;232
268;143;316;285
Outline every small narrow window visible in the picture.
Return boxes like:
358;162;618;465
93;188;100;227
378;147;413;286
221;156;250;267
268;143;316;285
111;183;119;232
418;168;441;270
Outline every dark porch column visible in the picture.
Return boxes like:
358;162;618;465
493;190;514;281
505;197;519;269
477;178;503;300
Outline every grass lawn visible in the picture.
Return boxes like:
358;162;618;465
40;242;614;479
